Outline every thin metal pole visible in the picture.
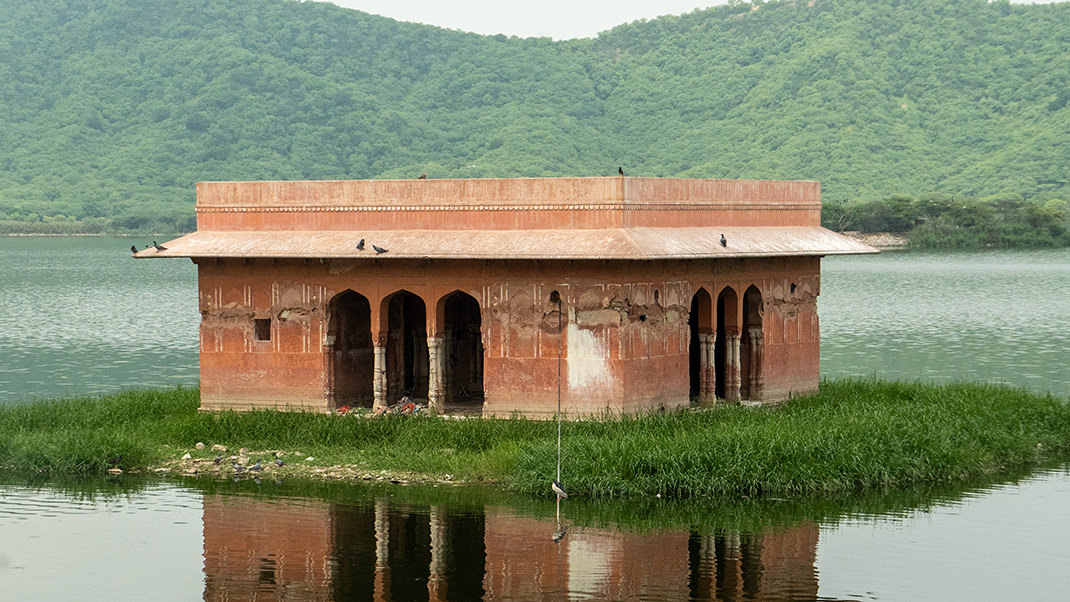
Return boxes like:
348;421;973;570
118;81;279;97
556;292;563;484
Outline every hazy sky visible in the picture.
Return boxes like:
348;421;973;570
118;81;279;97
323;0;1060;40
323;0;729;40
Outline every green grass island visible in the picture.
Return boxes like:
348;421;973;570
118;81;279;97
2;378;1068;499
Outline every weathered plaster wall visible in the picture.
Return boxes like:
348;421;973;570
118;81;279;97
761;269;822;400
195;256;821;416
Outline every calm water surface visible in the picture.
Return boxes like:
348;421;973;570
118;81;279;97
0;237;199;400
2;467;1069;602
1;238;1068;601
821;248;1069;396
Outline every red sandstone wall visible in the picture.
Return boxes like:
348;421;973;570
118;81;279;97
759;266;823;400
194;256;821;415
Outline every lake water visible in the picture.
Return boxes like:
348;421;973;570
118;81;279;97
820;248;1070;397
1;238;1068;601
0;237;199;400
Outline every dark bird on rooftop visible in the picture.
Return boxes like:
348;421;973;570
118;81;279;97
418;173;428;179
372;244;388;255
618;166;624;176
720;233;727;247
356;238;365;251
153;240;167;252
130;245;138;254
551;480;568;499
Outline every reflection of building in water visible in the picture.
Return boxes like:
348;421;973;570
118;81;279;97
202;495;334;601
483;507;819;601
203;494;820;601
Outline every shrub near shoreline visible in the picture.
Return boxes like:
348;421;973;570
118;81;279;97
1;379;1067;499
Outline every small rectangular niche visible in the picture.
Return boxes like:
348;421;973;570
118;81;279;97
254;318;272;342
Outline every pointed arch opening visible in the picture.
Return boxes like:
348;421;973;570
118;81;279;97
385;290;429;403
688;287;713;401
741;285;765;401
440;291;484;412
326;290;372;408
715;286;739;400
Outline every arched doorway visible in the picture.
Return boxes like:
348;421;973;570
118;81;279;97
441;291;483;411
741;285;764;401
326;290;372;408
689;288;713;402
715;286;739;400
385;291;428;403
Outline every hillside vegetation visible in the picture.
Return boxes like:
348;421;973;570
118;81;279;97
1;0;1068;242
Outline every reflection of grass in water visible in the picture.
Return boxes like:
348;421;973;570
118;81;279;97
188;459;1065;535
1;380;1068;502
3;458;1066;539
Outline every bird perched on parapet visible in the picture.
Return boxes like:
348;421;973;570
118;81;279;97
551;480;568;499
130;245;138;254
153;240;167;251
720;233;727;247
418;173;428;179
372;244;388;254
618;166;624;176
356;238;365;251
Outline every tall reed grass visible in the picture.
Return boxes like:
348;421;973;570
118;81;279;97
1;379;1067;498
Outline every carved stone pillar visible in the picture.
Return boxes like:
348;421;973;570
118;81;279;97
726;328;741;402
323;335;336;407
747;326;764;401
698;333;716;403
701;333;710;404
427;335;444;414
373;333;388;410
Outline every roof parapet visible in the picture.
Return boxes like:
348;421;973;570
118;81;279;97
195;177;822;232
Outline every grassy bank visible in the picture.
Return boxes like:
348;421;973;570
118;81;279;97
2;379;1068;498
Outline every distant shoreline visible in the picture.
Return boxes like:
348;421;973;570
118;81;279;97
3;233;109;237
840;231;909;249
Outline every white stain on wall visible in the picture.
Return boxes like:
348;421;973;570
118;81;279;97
566;310;612;392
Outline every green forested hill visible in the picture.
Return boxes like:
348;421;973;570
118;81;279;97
1;0;1068;234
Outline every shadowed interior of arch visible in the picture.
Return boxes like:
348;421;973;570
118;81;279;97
386;290;428;403
326;290;372;408
441;291;484;411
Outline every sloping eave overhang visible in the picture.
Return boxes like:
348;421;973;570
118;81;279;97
137;226;877;260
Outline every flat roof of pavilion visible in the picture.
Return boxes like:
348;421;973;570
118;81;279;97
140;177;877;260
147;226;873;259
